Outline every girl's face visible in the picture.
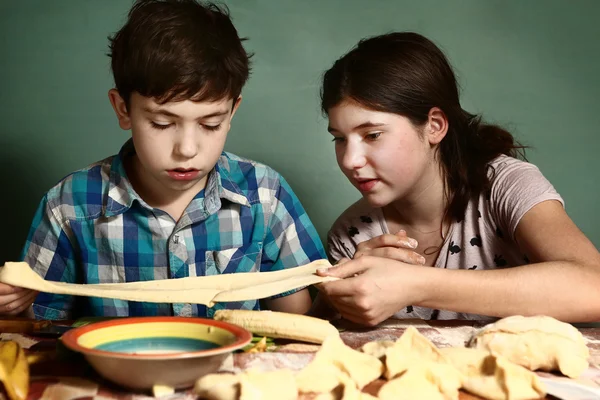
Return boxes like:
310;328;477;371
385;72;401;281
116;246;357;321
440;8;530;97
327;99;442;208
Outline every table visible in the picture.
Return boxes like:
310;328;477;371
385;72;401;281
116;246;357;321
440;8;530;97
2;319;599;400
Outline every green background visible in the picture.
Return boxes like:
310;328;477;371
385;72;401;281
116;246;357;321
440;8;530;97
1;1;598;264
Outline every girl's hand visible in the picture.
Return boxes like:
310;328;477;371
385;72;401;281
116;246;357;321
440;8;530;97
355;230;426;265
317;256;422;326
0;283;38;316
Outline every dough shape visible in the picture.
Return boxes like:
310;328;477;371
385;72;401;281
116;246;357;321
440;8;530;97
378;363;462;400
468;315;589;378
0;260;336;306
384;326;450;380
315;335;384;389
239;369;297;400
361;340;394;360
295;360;345;393
441;347;546;400
194;373;240;400
296;335;383;396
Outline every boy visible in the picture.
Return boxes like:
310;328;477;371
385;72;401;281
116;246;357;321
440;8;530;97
0;0;325;319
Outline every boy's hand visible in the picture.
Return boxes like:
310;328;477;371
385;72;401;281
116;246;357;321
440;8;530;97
354;230;426;265
0;283;37;316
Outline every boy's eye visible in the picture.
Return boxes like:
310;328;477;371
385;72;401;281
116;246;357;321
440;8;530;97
203;123;222;131
331;137;345;143
150;121;172;130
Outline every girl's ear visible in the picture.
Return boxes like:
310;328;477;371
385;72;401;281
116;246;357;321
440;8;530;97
108;89;132;130
426;107;448;145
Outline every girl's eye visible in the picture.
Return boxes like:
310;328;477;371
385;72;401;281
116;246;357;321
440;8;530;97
366;132;382;140
203;123;222;131
150;121;172;130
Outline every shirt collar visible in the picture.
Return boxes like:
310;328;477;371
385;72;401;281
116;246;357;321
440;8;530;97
104;140;250;218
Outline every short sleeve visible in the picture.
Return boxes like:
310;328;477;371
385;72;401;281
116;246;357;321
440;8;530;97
488;157;564;241
20;195;78;320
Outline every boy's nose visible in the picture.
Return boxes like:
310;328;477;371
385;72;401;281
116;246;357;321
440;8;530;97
174;129;199;159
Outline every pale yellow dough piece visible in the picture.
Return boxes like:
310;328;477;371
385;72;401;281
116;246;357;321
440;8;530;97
468;315;589;378
384;326;451;380
0;260;336;306
378;363;462;400
193;373;240;400
360;340;394;360
194;369;297;400
295;335;383;395
441;347;546;400
315;335;384;389
239;369;297;400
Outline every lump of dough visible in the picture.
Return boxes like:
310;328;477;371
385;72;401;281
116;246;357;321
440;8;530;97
312;335;384;389
361;340;394;360
468;315;589;378
378;363;462;400
441;347;546;400
194;373;240;400
296;359;346;393
384;326;451;380
239;369;297;400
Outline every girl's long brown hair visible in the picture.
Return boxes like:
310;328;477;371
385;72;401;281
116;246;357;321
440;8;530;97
321;32;526;221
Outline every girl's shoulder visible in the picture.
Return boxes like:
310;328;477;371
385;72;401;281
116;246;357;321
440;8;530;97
328;198;386;244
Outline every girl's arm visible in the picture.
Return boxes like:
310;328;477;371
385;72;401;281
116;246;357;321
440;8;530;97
318;201;600;325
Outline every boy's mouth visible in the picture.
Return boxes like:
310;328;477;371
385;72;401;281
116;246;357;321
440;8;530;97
167;168;200;181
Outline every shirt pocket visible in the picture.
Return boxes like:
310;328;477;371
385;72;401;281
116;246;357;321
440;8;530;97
204;241;264;317
205;241;264;275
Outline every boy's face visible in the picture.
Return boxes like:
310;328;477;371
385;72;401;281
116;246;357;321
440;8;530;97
109;90;241;203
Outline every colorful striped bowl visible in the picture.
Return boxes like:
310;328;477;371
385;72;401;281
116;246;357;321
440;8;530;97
60;316;252;390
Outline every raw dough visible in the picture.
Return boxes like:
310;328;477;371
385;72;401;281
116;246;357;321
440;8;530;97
295;335;383;396
314;335;384;389
378;363;462;400
239;369;296;400
0;260;336;306
441;347;546;400
468;315;589;378
384;326;450;380
195;369;297;400
360;340;394;360
194;373;240;400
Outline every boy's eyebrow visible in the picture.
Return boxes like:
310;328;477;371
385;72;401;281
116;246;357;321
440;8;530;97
142;107;230;119
327;121;386;133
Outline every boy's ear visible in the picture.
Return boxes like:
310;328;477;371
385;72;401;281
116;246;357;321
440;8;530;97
108;89;132;130
426;107;448;145
229;96;242;120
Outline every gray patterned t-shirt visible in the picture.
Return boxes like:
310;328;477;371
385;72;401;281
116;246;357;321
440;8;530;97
327;155;564;321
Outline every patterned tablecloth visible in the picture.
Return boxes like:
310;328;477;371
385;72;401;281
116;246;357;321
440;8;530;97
2;319;599;400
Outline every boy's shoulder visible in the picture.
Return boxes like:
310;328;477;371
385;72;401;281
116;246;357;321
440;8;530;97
44;155;116;222
218;151;285;195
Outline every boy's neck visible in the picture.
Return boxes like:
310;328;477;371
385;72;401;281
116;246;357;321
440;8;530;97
124;154;206;222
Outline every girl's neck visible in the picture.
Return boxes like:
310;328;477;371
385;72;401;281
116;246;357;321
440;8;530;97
385;162;448;233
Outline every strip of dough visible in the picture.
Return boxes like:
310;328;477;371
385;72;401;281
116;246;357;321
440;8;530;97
0;260;336;306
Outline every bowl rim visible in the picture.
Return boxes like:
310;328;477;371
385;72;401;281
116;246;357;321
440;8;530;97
61;316;253;360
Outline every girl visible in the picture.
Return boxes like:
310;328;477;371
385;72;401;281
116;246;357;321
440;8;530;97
316;32;600;326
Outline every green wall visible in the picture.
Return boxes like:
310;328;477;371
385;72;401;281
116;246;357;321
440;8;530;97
1;1;598;264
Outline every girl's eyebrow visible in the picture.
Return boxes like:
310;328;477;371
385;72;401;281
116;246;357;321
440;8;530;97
328;121;386;133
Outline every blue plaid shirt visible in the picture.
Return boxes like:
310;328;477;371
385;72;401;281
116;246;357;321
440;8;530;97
21;140;325;320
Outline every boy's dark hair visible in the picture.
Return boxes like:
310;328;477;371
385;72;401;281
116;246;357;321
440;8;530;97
108;0;252;106
321;32;526;223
